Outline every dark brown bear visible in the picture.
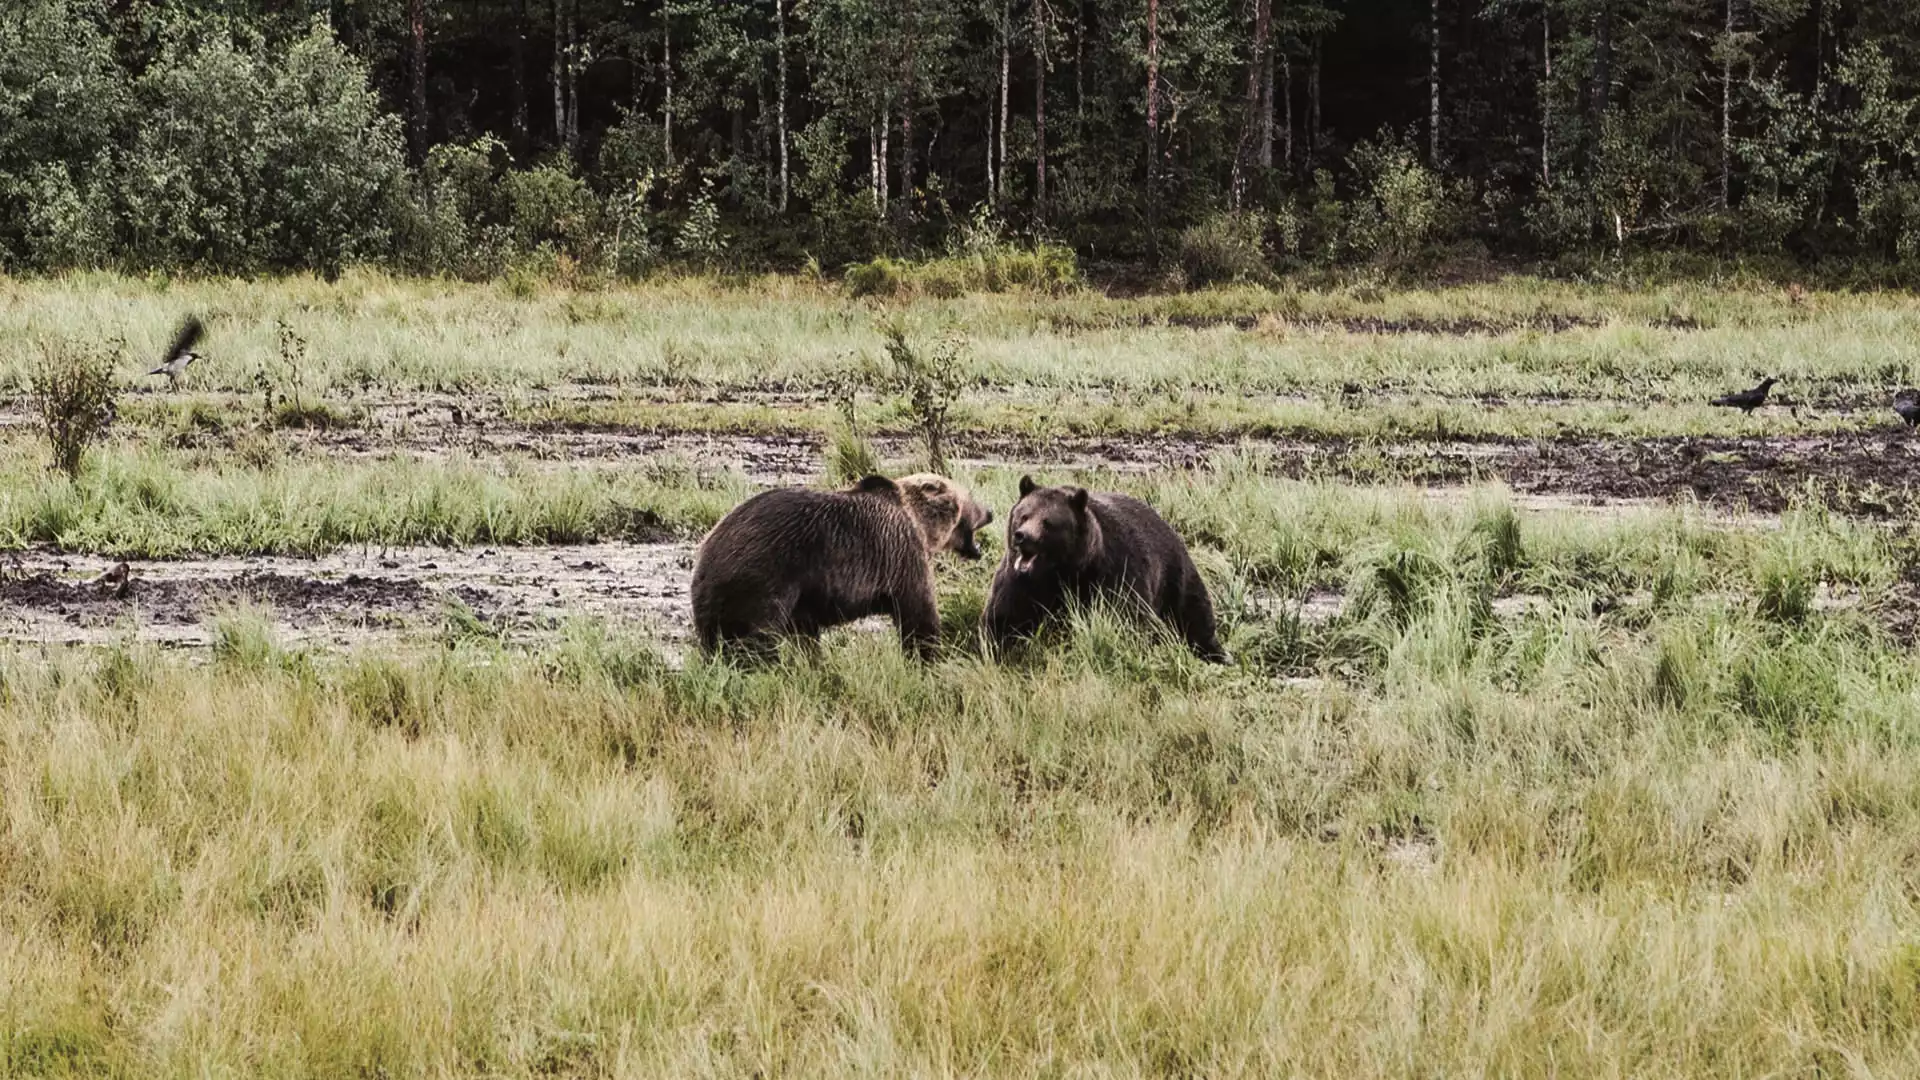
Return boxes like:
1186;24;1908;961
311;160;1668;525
692;473;992;661
983;476;1228;662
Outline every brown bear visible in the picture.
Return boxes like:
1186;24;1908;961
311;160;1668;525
691;472;992;661
983;476;1228;662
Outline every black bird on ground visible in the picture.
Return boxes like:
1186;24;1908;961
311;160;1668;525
1894;389;1920;428
1710;376;1777;414
148;316;205;390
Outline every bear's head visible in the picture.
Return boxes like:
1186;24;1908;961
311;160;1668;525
1005;475;1096;577
866;473;994;560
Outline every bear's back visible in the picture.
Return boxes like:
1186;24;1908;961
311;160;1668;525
701;488;916;562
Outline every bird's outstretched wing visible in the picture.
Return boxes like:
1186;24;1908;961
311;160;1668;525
153;316;204;373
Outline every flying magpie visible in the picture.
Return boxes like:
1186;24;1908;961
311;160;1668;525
148;316;205;390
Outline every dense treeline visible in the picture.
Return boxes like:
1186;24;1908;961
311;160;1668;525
5;0;1920;280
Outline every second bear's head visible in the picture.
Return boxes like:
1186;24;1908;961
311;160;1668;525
1005;475;1097;576
860;473;995;560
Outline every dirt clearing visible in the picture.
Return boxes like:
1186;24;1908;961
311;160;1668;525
0;543;694;649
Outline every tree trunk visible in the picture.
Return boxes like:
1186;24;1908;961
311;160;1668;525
1258;3;1273;170
998;0;1011;205
775;0;788;210
1075;0;1085;133
510;0;529;158
879;104;890;208
1282;51;1292;170
551;0;565;147
1307;35;1321;168
564;0;579;154
408;0;427;165
1233;0;1271;206
1146;0;1159;212
1538;5;1550;184
1034;0;1047;216
1429;0;1441;165
902;89;916;218
1588;0;1610;147
663;17;674;165
986;107;996;204
1719;0;1732;209
870;117;882;208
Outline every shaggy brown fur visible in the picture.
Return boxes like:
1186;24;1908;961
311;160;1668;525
692;473;992;661
983;475;1227;662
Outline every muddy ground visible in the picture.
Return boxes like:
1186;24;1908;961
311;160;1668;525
0;544;694;650
6;541;1905;659
89;388;1920;515
6;381;1920;649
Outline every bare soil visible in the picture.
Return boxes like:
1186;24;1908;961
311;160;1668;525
0;543;694;649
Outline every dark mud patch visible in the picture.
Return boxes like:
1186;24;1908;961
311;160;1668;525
953;429;1920;518
265;422;1920;518
0;568;430;628
0;544;695;649
1507;434;1920;517
0;565;439;647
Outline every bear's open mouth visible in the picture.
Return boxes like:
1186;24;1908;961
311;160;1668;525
1012;552;1038;574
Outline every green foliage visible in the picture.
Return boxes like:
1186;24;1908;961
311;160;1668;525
119;25;407;273
0;0;127;270
844;256;905;297
1178;212;1271;286
674;177;728;264
878;322;964;474
502;162;598;255
410;137;512;278
30;337;119;479
1343;132;1459;266
824;428;881;487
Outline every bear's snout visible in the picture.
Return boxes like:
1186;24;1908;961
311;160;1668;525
1011;529;1043;574
954;523;983;560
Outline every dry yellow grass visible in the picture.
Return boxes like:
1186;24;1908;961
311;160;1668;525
2;595;1918;1076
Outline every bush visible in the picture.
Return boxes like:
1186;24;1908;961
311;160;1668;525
120;25;407;273
1177;212;1270;286
824;429;881;487
32;338;120;479
408;137;512;277
879;323;965;475
845;256;905;297
1343;131;1460;266
843;244;1078;299
502;161;597;255
0;0;129;270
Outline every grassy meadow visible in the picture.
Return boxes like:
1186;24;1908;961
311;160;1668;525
3;271;1920;1076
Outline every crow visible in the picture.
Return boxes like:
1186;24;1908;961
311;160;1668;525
1895;389;1920;428
148;316;205;390
1710;376;1777;414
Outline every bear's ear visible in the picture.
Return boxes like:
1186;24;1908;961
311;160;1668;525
1018;475;1037;497
1067;487;1089;514
855;475;900;498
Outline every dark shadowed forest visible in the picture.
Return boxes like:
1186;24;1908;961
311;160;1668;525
5;0;1920;281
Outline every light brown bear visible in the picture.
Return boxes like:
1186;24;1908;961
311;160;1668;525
691;473;992;661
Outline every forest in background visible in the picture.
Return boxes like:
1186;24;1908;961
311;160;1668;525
5;0;1920;282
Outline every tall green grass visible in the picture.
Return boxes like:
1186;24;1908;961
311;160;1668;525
0;444;749;556
7;272;1920;416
